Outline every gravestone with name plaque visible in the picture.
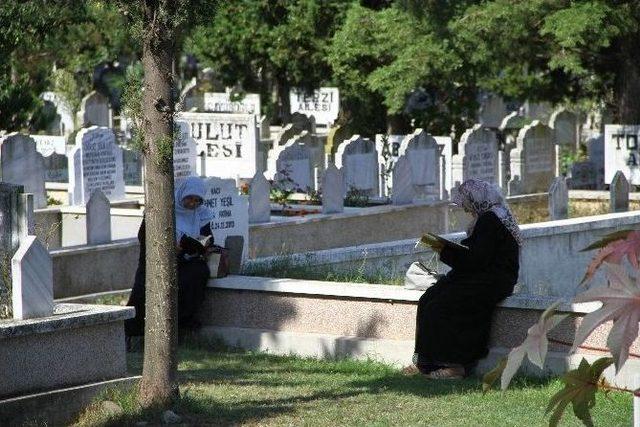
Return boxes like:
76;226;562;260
31;135;66;157
604;125;640;185
335;136;378;196
289;87;339;126
202;177;249;261
508;121;555;194
203;92;261;118
68;127;125;205
452;124;499;187
175;112;258;180
173;120;198;183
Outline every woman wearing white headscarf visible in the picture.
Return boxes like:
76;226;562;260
125;177;214;340
412;179;521;379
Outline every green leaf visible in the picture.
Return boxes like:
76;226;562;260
545;357;613;427
481;357;506;394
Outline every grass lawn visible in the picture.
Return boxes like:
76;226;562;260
75;340;632;426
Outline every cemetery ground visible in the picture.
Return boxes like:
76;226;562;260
74;338;632;426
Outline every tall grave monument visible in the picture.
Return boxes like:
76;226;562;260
68;127;125;205
451;124;499;187
508;121;555;195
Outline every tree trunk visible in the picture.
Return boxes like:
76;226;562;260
139;0;179;408
616;37;640;125
386;113;411;135
276;75;291;124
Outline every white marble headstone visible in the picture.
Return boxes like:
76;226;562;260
0;133;47;208
174;120;198;184
335;136;378;195
549;109;578;150
204;92;261;118
31;135;66;157
77;91;111;127
399;129;442;200
289;87;339;126
175;112;258;180
322;163;344;214
375;134;405;197
508;121;555;194
587;134;604;188
548;177;568;220
453;124;499;186
248;172;271;223
391;155;414;205
274;143;313;191
11;235;53;320
86;190;112;245
68;127;125;205
604;125;640;185
202;177;249;261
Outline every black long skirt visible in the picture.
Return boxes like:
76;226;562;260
414;276;501;369
124;258;210;337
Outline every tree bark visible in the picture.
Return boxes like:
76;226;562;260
139;0;180;408
616;37;640;125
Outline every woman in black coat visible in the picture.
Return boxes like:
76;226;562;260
413;179;521;379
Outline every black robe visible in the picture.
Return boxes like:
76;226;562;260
124;219;211;337
414;211;519;369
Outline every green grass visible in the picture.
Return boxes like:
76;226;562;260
75;340;633;426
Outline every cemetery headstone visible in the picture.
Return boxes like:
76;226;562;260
201;177;249;261
391;155;414;205
568;161;597;189
43;153;68;183
273;141;313;191
0;133;47;208
68;127;125;205
548;177;568;220
0;183;25;318
224;235;245;274
11;235;53;320
173;120;198;183
398;129;442;200
478;94;509;128
434;136;453;196
178;78;202;111
452;124;499;186
587;134;604;188
289;87;340;126
122;148;143;186
86;190;112;245
604;125;640;185
375;134;404;197
499;111;526;132
610;171;629;213
508;121;555;194
203;92;261;118
175;112;258;180
335;136;378;197
40;92;75;136
31;135;66;157
523;101;553;124
77;91;111;128
322;163;344;214
549;109;578;150
248;172;271;223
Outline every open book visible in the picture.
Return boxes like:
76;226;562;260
420;232;469;251
180;234;213;255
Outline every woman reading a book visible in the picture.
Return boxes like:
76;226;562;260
125;176;214;341
412;179;521;379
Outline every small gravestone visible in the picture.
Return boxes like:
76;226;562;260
452;124;499;186
0;133;47;208
391;155;414;205
173;120;198;184
322;163;344;214
610;171;629;213
122;148;143;186
31;135;66;157
587;135;604;189
11;235;53;320
86;190;111;245
248;172;271;223
335;136;378;196
202;177;249;261
224;235;244;274
43;153;69;183
398;129;442;200
548;177;568;220
77;91;111;127
68;127;125;205
509;121;555;194
0;183;25;318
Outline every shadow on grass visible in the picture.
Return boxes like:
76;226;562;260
109;341;556;426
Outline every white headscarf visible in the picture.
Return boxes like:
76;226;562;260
452;179;522;246
174;177;213;242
